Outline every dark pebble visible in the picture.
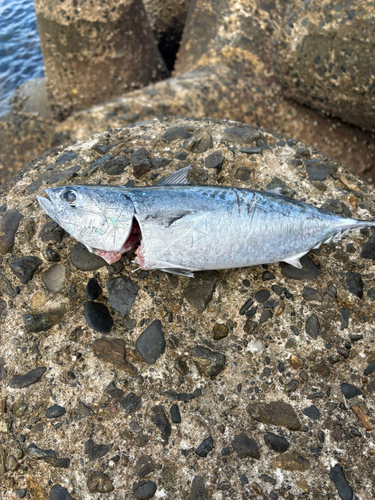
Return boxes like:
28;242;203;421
327;283;337;298
119;393;142;413
106;276;139;317
272;284;282;295
239;474;249;485
305;159;336;181
91;142;118;155
346;272;363;298
306;313;320;340
132;480;157;499
16;489;26;499
263;432;289;453
136;320;165;364
247;401;302;430
221;447;230;456
212;323;229;340
234;167;251;181
10;256;42;284
259;309;273;323
55;151;78;165
39;221;66;243
92;338;138;375
86;278;102;300
48;484;78;500
0;273;16;297
329;465;353;500
264;299;277;308
131;148;151;178
170;404;181;423
192;345;226;378
27;443;70;468
364;362;375;376
151;405;171;444
183;271;218;312
266;177;296;198
183;132;213;153
340;383;362;399
239;297;254;315
262;271;275;281
151;157;171;169
240;146;263;155
287;159;302;167
280;256;320;280
46;405;66;419
245;306;257;319
174;151;188;160
87;471;114;493
70;244;106;271
44;248;60;262
135;455;155;478
0;210;23;255
85;437;112;461
294;147;310;159
231;432;260;459
161;127;192;143
223;127;260;144
205;150;224;169
302;287;322;301
339;308;349;329
23;306;66;333
323;199;351;218
48;165;80;185
368;287;375;299
90;154;115;171
255;289;270;303
360;230;375;259
189;475;207;500
101;155;129;175
318;430;325;443
302;405;320;420
83;301;113;333
259;474;276;485
195;435;214;457
8;366;47;388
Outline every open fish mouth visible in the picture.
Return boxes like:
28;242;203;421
36;193;59;222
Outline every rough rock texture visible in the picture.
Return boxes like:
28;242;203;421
0;118;375;499
274;0;375;132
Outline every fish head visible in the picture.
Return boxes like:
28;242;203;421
37;185;135;252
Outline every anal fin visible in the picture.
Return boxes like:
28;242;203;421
282;251;308;269
161;268;194;278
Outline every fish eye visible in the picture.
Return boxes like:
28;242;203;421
62;189;77;205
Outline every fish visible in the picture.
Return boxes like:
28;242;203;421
37;166;375;277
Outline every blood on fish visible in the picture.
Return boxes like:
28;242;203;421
93;219;142;264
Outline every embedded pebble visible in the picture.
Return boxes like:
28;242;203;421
39;221;66;243
231;432;260;459
329;465;353;500
135;455;155;478
0;210;23;254
46;405;66;419
132;480;157;499
101;155;129;175
161;127;192;142
302;405;320;420
271;451;310;472
43;248;60;262
10;256;42;284
83;301;113;333
92;338;138;375
346;272;363;298
55;151;78;164
183;271;218;312
184;132;213;153
192;345;226;377
106;276;139;317
306;313;320;340
302;287;322;301
42;263;66;293
234;167;251;181
86;278;102;300
151;405;171;444
170;404;181;423
131;148;151;178
212;323;229;340
85;437;112;461
70;243;106;271
0;273;16;297
189;475;207;500
205;150;224;169
223;127;260;144
119;393;142;413
22;307;66;332
87;472;114;493
247;401;301;430
136;320;165;364
8;367;47;389
360;230;375;259
49;484;75;500
255;290;270;303
341;383;362;399
263;433;289;453
195;435;214;457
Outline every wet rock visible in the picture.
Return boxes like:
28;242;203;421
346;272;363;298
101;154;129;175
205;150;224;169
49;484;75;500
223;127;260;145
55;151;78;165
119;393;142;413
161;127;192;143
86;278;102;300
27;443;70;468
302;405;320;421
83;301;113;333
39;221;66;243
247;401;302;431
183;132;213;153
212;323;229;340
192;345;226;378
10;256;42;284
46;405;66;419
341;383;362;400
23;307;66;332
136;320;165;364
87;471;114;493
42;264;66;293
85;437;112;461
135;455;155;478
280;256;320;280
106;276;139;317
329;465;353;500
231;432;260;459
271;451;310;472
189;475;207;500
195;435;214;457
170;404;181;424
131;148;152;178
132;480;157;499
0;210;23;254
263;433;289;453
0;273;16;297
8;367;47;389
70;244;106;271
183;271;218;312
302;287;323;301
306;313;320;340
151;405;171;444
92;338;138;375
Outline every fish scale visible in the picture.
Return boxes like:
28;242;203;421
37;166;375;275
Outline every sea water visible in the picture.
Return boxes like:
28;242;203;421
0;0;44;116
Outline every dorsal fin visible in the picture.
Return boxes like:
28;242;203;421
158;166;191;186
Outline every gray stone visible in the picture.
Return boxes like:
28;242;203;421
302;287;323;302
189;475;207;500
101;155;129;175
192;345;226;378
106;276;139;317
136;320;165;364
341;383;362;400
23;307;66;332
183;271;218;312
10;256;42;284
195;435;214;457
55;151;78;165
70;244;106;271
232;432;260;459
42;263;66;293
280;256;320;280
346;272;363;298
329;465;353;500
0;210;23;255
0;273;16;297
135;455;155;478
132;480;157;499
161;127;192;142
204;150;224;169
8;367;47;388
39;221;66;243
151;405;171;444
119;393;142;413
306;313;320;340
84;437;112;461
223;127;260;144
263;433;289;453
49;484;75;500
183;132;213;153
46;405;66;419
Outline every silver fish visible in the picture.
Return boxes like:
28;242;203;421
37;166;375;277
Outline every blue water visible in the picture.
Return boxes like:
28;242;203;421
0;0;44;116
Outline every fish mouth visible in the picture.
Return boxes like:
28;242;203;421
36;191;60;224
